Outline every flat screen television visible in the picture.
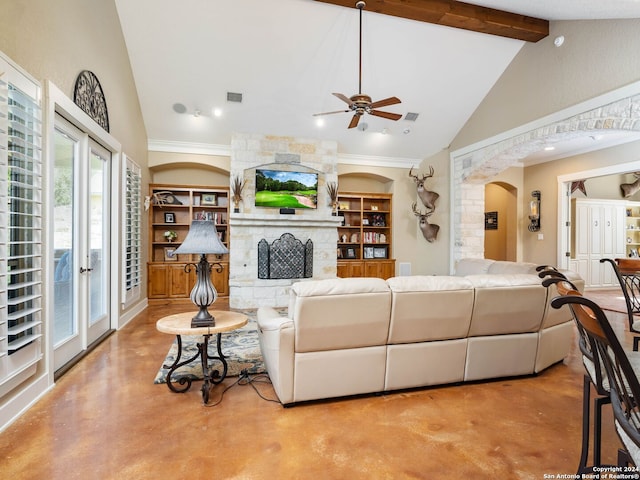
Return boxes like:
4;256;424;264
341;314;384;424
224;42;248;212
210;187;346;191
255;169;318;209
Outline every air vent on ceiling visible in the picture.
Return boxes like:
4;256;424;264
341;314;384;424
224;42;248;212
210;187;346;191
227;92;243;103
404;112;419;122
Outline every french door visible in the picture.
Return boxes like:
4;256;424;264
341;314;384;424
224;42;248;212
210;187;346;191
52;115;111;371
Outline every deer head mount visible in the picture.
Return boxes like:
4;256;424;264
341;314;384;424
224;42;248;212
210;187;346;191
412;202;440;243
621;172;640;198
409;165;439;210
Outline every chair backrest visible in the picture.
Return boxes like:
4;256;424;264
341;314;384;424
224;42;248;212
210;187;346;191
551;293;640;465
600;258;639;330
541;275;608;396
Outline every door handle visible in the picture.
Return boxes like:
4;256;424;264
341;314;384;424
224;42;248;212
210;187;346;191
79;267;93;274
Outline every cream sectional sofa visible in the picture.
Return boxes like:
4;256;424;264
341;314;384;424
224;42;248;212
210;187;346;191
256;259;583;405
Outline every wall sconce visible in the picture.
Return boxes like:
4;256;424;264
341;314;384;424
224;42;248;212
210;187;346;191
528;190;541;232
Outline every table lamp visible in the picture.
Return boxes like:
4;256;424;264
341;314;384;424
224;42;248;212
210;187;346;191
173;220;228;328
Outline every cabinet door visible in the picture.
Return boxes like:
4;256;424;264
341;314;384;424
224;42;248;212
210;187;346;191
211;262;229;296
168;264;191;297
148;264;169;297
337;261;364;278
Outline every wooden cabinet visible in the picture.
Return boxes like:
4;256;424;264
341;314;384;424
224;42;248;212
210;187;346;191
148;184;230;301
336;192;395;279
625;202;640;258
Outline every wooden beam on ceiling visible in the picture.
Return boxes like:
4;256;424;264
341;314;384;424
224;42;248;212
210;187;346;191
314;0;549;43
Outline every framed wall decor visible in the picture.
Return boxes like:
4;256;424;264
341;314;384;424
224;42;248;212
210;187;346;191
201;194;217;206
484;211;498;230
346;248;356;259
164;247;177;261
373;246;387;258
164;212;175;223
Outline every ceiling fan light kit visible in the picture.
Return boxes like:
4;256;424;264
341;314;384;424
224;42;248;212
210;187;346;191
313;1;402;129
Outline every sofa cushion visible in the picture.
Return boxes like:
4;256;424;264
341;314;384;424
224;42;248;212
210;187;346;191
387;276;475;343
454;258;495;276
289;277;391;353
487;261;538;275
466;274;546;335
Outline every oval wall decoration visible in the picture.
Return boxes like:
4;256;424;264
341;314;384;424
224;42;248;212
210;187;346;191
73;70;109;132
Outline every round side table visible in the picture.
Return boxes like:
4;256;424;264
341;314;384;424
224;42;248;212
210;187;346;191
156;310;248;404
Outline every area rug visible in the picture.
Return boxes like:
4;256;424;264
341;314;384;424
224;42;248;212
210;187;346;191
154;315;266;384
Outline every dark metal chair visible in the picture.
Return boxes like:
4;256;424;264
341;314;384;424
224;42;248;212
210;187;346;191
540;272;610;473
600;258;640;351
551;293;640;468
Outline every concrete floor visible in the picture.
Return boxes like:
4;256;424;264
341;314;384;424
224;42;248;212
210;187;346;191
0;300;629;479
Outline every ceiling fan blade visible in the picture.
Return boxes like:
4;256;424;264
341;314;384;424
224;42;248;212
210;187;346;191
333;93;354;106
348;113;361;129
369;110;403;121
313;109;349;116
369;96;401;109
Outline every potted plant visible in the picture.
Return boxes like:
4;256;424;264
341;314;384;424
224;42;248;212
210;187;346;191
164;230;178;242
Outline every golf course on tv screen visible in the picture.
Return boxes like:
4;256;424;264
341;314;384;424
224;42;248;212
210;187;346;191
255;169;318;209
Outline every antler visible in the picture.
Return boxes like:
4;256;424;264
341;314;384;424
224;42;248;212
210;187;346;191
412;202;433;218
409;166;434;183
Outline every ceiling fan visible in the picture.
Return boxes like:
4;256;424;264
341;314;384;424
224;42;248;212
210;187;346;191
313;1;402;129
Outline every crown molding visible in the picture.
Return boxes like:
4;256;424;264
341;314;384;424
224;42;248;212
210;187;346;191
148;139;418;168
337;153;419;169
148;139;231;156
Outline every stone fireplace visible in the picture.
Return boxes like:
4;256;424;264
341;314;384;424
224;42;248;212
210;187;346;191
229;134;341;309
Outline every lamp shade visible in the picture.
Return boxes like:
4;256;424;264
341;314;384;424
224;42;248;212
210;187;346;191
173;221;228;255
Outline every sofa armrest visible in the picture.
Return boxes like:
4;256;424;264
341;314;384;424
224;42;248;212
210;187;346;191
256;307;295;405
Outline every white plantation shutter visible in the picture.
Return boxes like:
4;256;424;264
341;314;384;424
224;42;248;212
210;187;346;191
122;155;141;305
0;53;43;394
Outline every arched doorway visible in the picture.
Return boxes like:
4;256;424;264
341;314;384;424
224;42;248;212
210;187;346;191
484;182;517;261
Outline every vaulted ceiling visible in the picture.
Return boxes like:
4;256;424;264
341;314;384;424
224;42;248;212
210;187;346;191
114;0;640;164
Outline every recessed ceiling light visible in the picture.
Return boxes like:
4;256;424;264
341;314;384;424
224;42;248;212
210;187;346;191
213;108;222;117
544;145;555;151
403;128;411;135
554;35;565;47
315;118;325;127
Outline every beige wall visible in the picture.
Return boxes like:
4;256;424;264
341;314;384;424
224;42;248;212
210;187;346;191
452;19;640;150
149;151;230;186
522;141;640;265
423;18;640;269
484;183;517;261
338;159;450;275
1;0;149;311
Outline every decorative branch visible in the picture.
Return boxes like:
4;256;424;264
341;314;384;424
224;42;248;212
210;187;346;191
231;175;245;212
326;181;339;214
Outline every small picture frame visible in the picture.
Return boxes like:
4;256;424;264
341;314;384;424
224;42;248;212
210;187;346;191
164;212;175;224
364;247;374;259
164;247;177;261
339;202;350;211
201;194;217;206
372;214;385;226
362;218;370;226
371;205;379;211
373;247;387;258
484;211;498;230
346;248;357;259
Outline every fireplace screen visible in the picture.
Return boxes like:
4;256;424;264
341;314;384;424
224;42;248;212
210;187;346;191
257;233;313;279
